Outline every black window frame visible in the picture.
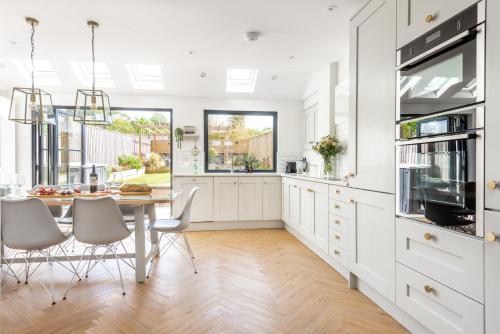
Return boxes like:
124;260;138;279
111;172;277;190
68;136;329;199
204;109;278;173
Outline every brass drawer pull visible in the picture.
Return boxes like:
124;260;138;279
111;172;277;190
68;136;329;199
335;189;341;195
334;250;340;256
487;180;497;190
348;198;355;204
424;285;434;293
486;232;497;242
334;219;341;225
334;234;340;240
425;14;435;23
307;188;314;193
424;232;433;241
334;204;340;209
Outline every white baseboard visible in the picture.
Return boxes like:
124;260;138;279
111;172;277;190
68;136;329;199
186;220;284;231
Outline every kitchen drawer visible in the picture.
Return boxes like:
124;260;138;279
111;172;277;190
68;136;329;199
328;214;350;236
396;263;484;334
396;218;484;303
329;199;350;218
329;244;349;267
329;228;349;251
328;185;349;203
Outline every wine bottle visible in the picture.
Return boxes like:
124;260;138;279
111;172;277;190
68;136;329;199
90;164;98;193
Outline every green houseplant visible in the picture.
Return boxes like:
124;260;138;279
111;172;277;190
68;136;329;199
312;135;343;179
175;127;184;149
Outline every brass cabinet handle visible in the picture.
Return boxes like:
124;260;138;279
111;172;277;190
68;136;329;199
425;14;435;23
334;204;341;209
307;188;314;193
348;198;355;204
334;219;341;225
334;234;340;240
424;232;433;241
293;185;298;188
346;172;355;178
335;189;341;195
424;285;434;293
486;232;497;242
334;250;340;256
487;180;497;190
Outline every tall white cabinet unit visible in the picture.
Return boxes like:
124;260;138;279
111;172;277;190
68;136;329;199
348;0;395;194
349;0;397;302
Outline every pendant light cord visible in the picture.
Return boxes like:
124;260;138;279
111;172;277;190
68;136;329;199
91;24;96;93
30;21;35;93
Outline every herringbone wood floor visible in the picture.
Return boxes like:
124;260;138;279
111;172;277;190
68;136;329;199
0;229;408;334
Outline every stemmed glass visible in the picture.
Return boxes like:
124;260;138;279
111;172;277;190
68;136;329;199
10;174;26;196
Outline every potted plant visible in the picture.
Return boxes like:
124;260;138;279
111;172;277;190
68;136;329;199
312;135;343;179
175;127;184;149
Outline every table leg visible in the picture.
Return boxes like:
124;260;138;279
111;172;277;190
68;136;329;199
146;204;160;257
134;205;146;283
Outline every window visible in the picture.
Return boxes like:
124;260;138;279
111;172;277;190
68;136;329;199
225;69;258;93
204;110;277;172
126;64;164;90
70;61;115;87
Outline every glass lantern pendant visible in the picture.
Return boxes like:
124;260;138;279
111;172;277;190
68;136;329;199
9;17;55;125
74;21;112;125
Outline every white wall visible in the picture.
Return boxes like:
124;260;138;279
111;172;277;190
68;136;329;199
50;93;304;173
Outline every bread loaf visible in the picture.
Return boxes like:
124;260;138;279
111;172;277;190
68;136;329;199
119;183;152;193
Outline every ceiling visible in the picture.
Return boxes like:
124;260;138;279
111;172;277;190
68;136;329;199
0;0;367;100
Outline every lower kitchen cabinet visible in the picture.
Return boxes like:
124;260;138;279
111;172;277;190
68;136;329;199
396;263;484;334
485;210;500;334
348;188;396;302
282;180;291;223
172;176;214;222
289;182;301;228
299;184;315;238
213;177;239;221
238;177;263;221
262;177;282;220
313;183;329;253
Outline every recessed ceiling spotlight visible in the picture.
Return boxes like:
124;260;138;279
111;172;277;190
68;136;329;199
328;5;338;11
200;72;207;78
245;31;261;42
289;56;295;60
271;75;278;81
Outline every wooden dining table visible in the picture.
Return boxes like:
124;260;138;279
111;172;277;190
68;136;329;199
0;191;181;283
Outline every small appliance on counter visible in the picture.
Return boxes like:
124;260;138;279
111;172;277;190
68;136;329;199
285;161;297;174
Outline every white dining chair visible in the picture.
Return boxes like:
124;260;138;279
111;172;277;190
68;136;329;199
147;187;199;278
63;196;132;299
1;198;80;304
32;184;64;218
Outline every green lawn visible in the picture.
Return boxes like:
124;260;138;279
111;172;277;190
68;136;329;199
125;173;171;187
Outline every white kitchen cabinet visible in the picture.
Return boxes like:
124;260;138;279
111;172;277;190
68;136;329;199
349;188;396;302
262;177;282;220
396;263;484;334
238;177;263;221
396;218;484;303
304;104;317;150
282;180;291;224
485;0;500;212
349;0;396;194
173;176;213;222
213;177;239;221
289;183;301;228
396;0;479;49
313;183;329;253
299;184;315;239
485;210;500;333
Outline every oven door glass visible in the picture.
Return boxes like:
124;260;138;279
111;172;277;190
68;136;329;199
398;137;476;233
399;38;479;121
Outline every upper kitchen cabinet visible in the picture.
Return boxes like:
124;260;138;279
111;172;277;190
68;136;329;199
485;0;500;211
173;176;214;222
349;0;396;194
303;104;318;150
396;0;479;48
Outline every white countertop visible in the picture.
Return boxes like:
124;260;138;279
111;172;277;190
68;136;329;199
173;172;349;186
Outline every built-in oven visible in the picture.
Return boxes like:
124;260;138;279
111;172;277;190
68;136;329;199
396;1;485;122
396;105;484;237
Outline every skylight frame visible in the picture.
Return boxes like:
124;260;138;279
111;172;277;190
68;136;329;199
225;68;258;93
126;64;165;90
70;61;115;88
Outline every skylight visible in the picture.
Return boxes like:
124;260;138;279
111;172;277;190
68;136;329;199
10;59;61;86
126;64;164;90
70;61;115;88
226;69;258;93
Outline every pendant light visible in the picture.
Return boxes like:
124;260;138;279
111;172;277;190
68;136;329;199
74;20;112;125
9;17;55;125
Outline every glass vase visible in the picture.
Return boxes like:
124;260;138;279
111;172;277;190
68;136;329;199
322;156;333;179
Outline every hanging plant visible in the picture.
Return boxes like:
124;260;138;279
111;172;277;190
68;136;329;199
175;127;184;149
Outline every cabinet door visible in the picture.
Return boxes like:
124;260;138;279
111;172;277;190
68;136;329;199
313;186;329;253
213;177;239;221
349;0;395;194
396;0;479;49
304;105;317;149
282;181;290;223
485;0;500;211
262;177;282;220
238;177;263;221
485;210;500;334
173;176;213;222
299;185;315;238
349;188;396;302
289;183;301;228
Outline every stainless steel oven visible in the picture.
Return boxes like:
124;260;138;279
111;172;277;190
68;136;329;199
396;106;484;237
396;2;485;122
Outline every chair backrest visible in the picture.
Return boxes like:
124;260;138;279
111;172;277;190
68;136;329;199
72;196;130;245
1;198;68;250
177;187;199;230
32;185;63;217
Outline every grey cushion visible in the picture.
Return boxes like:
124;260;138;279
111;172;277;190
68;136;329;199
151;219;181;232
